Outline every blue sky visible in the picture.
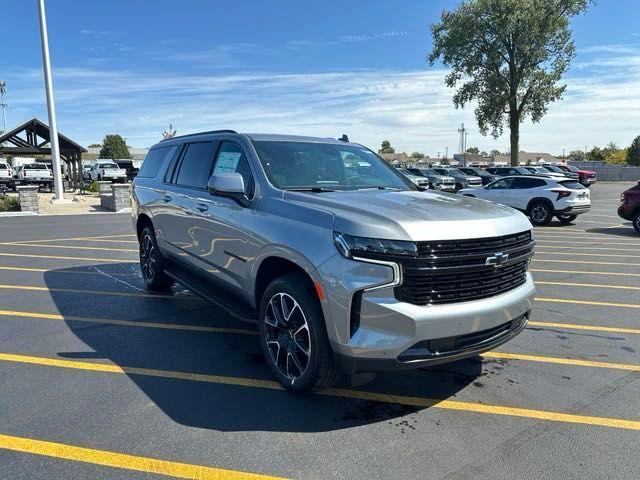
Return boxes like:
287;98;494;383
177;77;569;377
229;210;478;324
1;0;639;155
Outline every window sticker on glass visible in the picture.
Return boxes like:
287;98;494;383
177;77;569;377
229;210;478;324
215;152;242;173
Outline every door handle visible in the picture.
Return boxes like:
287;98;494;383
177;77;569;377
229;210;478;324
196;203;208;212
161;195;172;202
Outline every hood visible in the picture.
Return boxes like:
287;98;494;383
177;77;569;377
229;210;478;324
577;169;595;174
283;189;531;241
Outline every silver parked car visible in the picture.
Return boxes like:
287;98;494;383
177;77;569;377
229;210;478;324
396;168;430;188
132;131;535;391
432;167;483;191
407;167;456;192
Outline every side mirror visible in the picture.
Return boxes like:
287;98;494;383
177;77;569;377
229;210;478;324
208;172;249;206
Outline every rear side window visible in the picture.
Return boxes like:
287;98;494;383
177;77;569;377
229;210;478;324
512;178;547;189
0;164;7;169
175;142;217;189
138;146;176;178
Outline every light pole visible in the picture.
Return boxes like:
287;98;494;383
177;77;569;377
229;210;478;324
0;81;7;135
37;0;65;201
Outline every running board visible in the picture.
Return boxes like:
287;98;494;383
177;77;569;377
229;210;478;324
164;265;258;324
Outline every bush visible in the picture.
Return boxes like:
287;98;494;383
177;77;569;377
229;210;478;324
0;196;21;212
88;181;99;193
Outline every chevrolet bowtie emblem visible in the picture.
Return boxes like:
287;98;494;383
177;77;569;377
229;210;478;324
485;252;510;267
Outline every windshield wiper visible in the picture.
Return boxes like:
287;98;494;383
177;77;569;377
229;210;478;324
286;187;337;192
356;186;400;190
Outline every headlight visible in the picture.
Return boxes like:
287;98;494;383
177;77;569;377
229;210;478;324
333;232;417;258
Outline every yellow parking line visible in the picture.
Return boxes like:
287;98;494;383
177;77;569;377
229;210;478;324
0;284;198;300
536;251;633;258
534;238;640;247
0;433;282;480
0;266;137;276
483;352;640;372
528;321;640;335
0;253;136;263
533;259;640;267
536;297;640;309
1;352;640;431
531;268;640;278
0;309;256;335
0;243;138;253
535;244;636;252
5;234;137;245
536;281;640;291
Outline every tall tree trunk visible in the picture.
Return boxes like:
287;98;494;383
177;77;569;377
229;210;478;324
509;108;519;166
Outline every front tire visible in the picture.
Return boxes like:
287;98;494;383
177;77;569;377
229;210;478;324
557;214;577;224
633;211;640;234
529;201;553;226
259;273;337;392
139;226;174;291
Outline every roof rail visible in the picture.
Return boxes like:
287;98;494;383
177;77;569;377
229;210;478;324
161;129;238;142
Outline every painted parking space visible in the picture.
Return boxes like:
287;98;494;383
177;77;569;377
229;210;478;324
0;183;639;479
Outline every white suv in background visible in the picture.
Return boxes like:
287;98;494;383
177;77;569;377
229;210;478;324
460;176;591;225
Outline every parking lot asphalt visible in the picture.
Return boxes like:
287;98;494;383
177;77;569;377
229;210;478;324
0;181;638;480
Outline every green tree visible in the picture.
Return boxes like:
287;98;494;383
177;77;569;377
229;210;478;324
606;148;627;165
567;149;585;161
586;146;605;162
410;151;425;158
490;149;502;156
378;140;395;154
627;136;640;166
99;134;132;160
466;146;480;154
429;0;591;166
87;143;102;148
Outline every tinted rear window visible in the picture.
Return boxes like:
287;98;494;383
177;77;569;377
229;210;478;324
558;180;585;190
24;164;48;169
138;146;176;178
175;142;216;189
0;164;7;169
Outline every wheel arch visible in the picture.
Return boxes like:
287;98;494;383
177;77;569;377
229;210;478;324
254;256;317;310
526;197;554;213
136;213;153;239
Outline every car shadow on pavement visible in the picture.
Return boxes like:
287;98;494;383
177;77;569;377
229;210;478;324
46;263;482;433
585;225;636;237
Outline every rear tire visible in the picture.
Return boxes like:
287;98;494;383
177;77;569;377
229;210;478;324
633;211;640;234
139;226;174;291
259;273;337;392
528;201;553;226
557;214;577;224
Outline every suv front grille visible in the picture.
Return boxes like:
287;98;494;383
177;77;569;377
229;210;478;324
397;231;534;305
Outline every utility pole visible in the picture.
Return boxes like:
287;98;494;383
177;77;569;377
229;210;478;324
37;0;65;201
0;81;7;135
444;146;448;160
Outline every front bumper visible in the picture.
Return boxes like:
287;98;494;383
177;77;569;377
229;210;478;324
434;184;456;192
618;204;634;221
317;253;535;374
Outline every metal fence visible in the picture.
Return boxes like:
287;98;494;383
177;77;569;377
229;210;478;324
568;162;640;181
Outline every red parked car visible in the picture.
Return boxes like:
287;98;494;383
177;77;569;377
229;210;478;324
556;164;597;186
618;181;640;234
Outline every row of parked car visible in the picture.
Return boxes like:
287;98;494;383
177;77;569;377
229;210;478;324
397;163;596;226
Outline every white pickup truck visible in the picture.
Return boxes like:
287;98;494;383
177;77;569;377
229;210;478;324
86;161;128;183
17;163;53;190
0;162;13;189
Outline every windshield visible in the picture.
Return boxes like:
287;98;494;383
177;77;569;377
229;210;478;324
434;168;462;177
252;141;414;191
566;165;580;172
545;165;565;173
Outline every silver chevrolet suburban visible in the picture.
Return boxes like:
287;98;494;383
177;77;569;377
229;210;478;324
132;131;535;391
